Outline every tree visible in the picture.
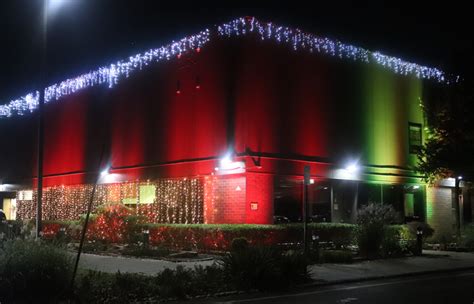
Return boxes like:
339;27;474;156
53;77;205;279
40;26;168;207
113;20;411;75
416;78;474;183
416;77;474;234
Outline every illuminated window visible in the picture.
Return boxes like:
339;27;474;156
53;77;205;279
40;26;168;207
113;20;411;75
18;190;33;201
139;185;156;204
409;123;422;153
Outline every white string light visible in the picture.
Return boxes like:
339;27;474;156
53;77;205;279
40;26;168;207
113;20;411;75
0;29;210;117
217;17;451;83
0;17;455;118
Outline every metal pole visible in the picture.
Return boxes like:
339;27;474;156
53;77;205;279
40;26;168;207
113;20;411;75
303;166;310;254
303;181;308;254
70;177;99;289
70;119;108;290
454;178;461;237
36;0;48;239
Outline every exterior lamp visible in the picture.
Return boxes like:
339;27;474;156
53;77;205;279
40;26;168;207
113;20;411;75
458;176;463;180
345;163;359;173
215;152;245;175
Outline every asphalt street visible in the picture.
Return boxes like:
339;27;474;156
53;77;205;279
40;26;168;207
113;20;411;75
204;270;474;304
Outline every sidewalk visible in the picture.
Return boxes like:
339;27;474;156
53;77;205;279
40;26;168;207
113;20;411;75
78;253;217;275
78;250;474;282
309;250;474;285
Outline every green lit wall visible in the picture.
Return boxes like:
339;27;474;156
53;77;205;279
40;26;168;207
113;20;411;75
361;63;424;184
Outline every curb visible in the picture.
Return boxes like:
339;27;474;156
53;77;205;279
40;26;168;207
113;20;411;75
303;265;474;288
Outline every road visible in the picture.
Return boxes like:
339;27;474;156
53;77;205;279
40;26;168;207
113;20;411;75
203;270;474;304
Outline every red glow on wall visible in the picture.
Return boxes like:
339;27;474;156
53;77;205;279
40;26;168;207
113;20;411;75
203;174;246;224
43;92;88;177
246;172;273;224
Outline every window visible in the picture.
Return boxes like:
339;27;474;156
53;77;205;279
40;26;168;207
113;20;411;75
139;185;156;204
409;123;422;153
18;190;33;201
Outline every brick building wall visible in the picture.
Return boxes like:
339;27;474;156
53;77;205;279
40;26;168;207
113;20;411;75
426;186;455;240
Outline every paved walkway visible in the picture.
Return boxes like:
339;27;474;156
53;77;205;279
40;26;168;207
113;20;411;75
309;250;474;284
79;253;217;274
78;250;474;283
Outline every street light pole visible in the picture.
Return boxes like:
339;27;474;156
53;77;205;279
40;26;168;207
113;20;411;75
36;0;48;239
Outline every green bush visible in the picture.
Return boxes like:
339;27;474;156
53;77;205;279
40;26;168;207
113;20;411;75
460;225;474;250
406;221;435;239
0;239;73;303
381;225;409;257
77;265;227;302
286;223;356;248
38;220;356;253
231;237;249;252
220;246;308;291
356;203;398;259
320;250;353;263
121;244;170;258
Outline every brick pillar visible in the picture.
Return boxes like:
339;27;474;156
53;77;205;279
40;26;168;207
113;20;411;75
426;186;455;240
245;172;274;224
203;174;246;224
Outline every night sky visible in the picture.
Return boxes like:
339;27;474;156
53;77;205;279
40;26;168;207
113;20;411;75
0;0;473;105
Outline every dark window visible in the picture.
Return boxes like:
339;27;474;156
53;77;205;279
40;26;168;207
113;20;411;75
409;123;422;153
308;182;331;222
274;177;302;222
404;186;425;222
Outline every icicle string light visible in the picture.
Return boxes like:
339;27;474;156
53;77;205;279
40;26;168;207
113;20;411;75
0;30;210;117
0;17;455;118
217;17;450;83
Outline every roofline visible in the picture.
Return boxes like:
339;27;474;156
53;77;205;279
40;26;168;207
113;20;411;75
0;16;457;118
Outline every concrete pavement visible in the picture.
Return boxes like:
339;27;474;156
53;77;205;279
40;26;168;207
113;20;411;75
78;253;217;274
78;250;474;284
309;250;474;285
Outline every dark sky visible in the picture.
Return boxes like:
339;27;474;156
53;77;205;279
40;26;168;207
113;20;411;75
0;0;473;104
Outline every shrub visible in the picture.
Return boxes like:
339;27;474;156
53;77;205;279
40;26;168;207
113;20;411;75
381;225;409;257
231;237;249;252
77;265;227;302
144;223;355;252
320;250;353;263
0;239;73;303
37;219;356;253
121;244;170;258
356;203;398;259
220;246;308;291
86;203;145;243
406;221;434;239
460;225;474;250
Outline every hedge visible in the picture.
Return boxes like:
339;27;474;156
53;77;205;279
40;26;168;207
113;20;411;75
39;220;356;251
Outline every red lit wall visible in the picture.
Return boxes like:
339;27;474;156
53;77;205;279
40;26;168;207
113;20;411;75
0;33;383;224
204;174;246;224
245;172;273;224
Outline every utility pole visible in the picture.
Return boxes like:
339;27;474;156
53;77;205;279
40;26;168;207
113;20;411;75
303;166;310;254
36;0;48;239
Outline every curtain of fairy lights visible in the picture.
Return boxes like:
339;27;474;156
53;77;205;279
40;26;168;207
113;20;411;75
16;177;204;224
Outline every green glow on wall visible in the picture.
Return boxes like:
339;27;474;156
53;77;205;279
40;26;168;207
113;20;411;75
361;64;424;183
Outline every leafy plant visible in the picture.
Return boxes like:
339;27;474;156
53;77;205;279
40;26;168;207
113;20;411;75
220;245;308;291
459;224;474;250
406;221;435;239
77;265;227;302
320;250;353;263
0;239;73;303
356;203;398;259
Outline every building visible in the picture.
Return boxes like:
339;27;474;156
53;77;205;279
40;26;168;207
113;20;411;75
0;17;471;238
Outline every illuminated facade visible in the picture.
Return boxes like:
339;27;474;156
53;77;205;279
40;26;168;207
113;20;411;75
0;17;471;236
